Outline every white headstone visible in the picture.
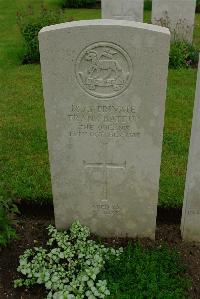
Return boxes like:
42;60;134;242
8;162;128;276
181;56;200;243
152;0;196;42
39;20;170;239
101;0;144;22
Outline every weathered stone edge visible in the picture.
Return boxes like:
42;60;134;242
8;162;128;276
39;19;170;36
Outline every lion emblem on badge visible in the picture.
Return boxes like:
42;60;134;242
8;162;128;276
76;42;133;99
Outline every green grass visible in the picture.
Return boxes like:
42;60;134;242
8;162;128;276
13;221;190;298
160;68;196;207
0;0;199;206
101;243;190;299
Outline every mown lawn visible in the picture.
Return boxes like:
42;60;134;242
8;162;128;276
0;0;199;207
101;243;189;299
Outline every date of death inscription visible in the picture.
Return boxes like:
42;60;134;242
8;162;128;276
67;104;140;138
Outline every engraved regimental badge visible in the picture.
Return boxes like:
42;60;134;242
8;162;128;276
76;42;133;99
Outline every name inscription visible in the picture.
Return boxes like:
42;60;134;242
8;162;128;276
68;104;140;138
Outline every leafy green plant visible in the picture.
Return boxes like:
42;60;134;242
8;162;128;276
101;243;190;299
17;5;68;64
14;221;123;298
62;0;97;9
0;196;19;247
169;41;199;69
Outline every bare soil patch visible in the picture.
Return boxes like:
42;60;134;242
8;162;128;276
0;205;199;299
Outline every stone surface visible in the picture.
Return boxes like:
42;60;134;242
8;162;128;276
101;0;144;22
39;19;170;239
152;0;196;42
181;56;200;243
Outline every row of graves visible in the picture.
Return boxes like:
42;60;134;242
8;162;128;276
102;0;196;42
38;0;200;243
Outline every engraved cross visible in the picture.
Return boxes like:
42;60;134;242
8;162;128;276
83;142;126;202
